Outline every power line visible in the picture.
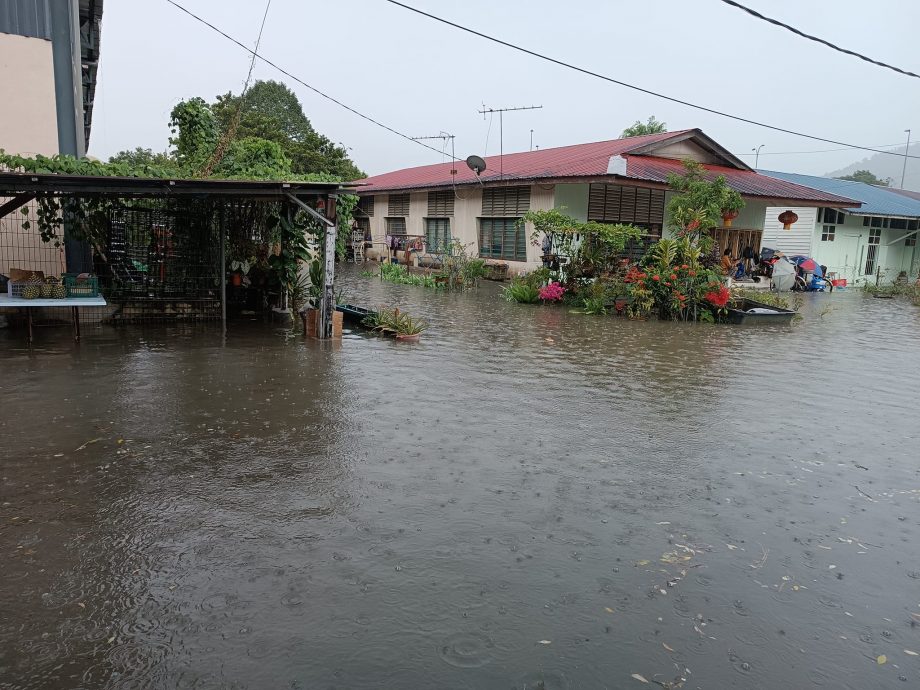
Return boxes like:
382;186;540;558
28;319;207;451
202;0;272;176
736;143;907;157
717;0;920;81
165;0;447;160
383;0;920;161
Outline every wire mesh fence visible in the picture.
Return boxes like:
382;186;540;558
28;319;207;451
0;193;285;329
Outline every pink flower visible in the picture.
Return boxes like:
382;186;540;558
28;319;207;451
538;281;566;302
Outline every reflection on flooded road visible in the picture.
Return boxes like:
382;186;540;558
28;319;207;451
2;268;920;688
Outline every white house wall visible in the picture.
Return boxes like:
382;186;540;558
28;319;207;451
762;206;816;257
364;184;553;273
810;214;918;284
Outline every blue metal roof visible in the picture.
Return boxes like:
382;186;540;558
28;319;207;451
760;170;920;218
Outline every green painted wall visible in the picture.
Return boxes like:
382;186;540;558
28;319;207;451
553;183;589;222
811;214;918;284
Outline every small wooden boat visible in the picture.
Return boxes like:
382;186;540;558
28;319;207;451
336;303;377;326
726;298;796;325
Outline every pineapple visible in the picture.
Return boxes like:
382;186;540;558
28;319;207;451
46;277;66;299
21;277;41;300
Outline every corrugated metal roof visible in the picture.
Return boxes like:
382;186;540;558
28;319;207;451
625;156;857;205
760;170;920;218
353;130;860;206
888;187;920;203
0;0;52;39
354;130;689;192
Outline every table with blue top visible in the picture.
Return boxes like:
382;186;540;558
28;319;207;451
0;295;107;343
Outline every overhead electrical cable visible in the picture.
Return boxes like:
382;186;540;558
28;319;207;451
718;0;920;81
166;0;447;160
382;0;920;160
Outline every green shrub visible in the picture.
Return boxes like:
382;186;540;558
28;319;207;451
502;281;541;304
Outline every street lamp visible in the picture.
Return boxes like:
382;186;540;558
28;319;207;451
901;129;911;189
752;144;765;169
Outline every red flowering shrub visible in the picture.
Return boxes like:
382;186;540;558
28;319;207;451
538;281;566;302
704;285;731;308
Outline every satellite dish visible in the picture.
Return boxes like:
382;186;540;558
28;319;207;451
466;155;487;176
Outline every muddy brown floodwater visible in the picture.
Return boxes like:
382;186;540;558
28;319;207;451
2;267;920;689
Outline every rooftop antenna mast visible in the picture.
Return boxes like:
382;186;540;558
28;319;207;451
411;132;457;173
478;104;543;180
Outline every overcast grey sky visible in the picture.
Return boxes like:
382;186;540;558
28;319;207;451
89;0;920;180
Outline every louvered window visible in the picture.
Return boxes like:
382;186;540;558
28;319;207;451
388;193;410;216
425;218;451;252
427;190;455;216
386;217;406;235
479;218;527;261
357;195;374;217
588;184;664;225
482;186;530;216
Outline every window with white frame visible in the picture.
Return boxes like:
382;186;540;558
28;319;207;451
906;233;917;247
385;217;407;235
821;226;835;242
479;218;527;261
864;227;882;275
819;208;845;225
425;218;451;252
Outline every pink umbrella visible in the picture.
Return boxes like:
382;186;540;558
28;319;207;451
794;257;819;273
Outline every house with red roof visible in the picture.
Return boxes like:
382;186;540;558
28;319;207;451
352;129;860;273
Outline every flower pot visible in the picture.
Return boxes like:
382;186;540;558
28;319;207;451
395;333;421;342
230;272;243;287
722;209;739;228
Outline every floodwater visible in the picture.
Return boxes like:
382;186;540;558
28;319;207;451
2;269;920;689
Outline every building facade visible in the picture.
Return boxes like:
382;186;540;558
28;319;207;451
0;0;103;276
761;171;920;284
354;130;859;274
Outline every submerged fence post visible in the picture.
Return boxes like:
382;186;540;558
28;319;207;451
284;193;337;339
220;204;226;334
321;195;338;339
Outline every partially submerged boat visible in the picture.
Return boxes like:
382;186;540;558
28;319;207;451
726;298;796;325
336;303;377;326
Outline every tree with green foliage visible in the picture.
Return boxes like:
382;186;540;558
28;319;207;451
107;147;179;174
835;169;890;186
666;159;744;248
168;97;219;171
621;116;667;138
211;80;363;180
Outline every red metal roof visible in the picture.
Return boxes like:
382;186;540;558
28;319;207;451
353;129;859;206
623;156;857;204
353;130;688;191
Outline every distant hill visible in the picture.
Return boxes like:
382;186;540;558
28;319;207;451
826;143;920;191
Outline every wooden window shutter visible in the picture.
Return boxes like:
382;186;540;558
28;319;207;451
427;190;454;216
649;189;664;224
482;186;531;216
357;195;375;217
588;184;664;224
388;193;410;216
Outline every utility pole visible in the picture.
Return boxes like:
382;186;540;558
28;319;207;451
901;129;912;188
752;144;764;169
478;105;543;179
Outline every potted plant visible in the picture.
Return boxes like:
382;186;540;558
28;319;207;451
229;258;252;286
720;191;744;227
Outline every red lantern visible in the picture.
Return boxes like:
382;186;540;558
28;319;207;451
722;209;739;228
778;210;799;230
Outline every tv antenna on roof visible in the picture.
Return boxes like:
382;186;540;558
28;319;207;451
478;104;543;180
412;132;457;174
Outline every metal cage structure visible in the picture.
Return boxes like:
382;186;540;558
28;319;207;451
0;172;353;337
